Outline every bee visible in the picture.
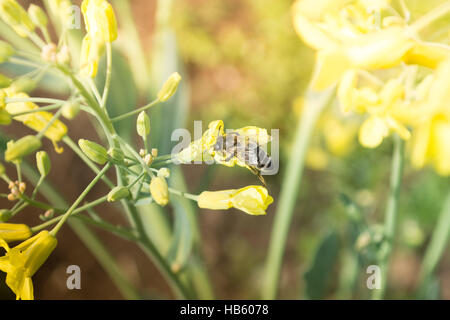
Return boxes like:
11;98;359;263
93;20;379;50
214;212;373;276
213;131;272;186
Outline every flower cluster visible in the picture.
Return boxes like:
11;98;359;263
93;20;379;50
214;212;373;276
0;0;275;300
293;0;450;175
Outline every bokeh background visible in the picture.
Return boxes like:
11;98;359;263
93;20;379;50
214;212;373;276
0;0;450;299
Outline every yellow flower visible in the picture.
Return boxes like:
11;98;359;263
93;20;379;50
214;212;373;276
176;120;271;171
5;92;67;151
79;34;103;78
0;0;35;38
176;120;224;163
0;230;57;300
81;0;117;43
198;186;273;216
409;59;450;176
292;0;450;90
0;223;32;243
150;177;169;207
338;73;411;148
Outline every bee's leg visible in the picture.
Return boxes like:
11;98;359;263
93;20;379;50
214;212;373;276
249;166;267;187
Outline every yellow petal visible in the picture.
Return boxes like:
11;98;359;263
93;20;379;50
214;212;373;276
359;116;389;148
312;49;351;90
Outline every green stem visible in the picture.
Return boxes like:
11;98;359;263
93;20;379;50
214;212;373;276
101;42;113;109
372;135;405;300
50;163;111;236
11;103;62;117
35;108;63;140
110;99;160;122
19;160;141;300
263;88;333;299
168;187;199;201
418;192;450;290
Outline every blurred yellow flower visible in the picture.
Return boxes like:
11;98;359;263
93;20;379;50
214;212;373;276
0;223;31;243
198;185;273;216
79;34;103;78
409;58;450;175
292;0;450;90
5;92;67;151
0;230;57;300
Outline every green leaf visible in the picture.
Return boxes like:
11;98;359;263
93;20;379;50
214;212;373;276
303;231;340;299
96;48;138;142
166;199;193;273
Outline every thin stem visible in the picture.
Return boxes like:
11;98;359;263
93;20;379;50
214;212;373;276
168;187;199;201
418;192;450;291
50;163;111;236
63;136;115;188
35;108;63;140
110;99;160;122
11;103;62;118
5;97;68;105
263;88;334;299
8;56;44;69
410;1;450;33
31;175;45;199
101;42;113;109
372;135;405;300
30;196;108;231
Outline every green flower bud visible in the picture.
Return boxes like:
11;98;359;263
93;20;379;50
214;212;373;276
107;186;130;202
0;109;11;125
78;139;108;165
0;40;15;64
10;77;36;94
28;4;47;28
61;101;80;120
157;72;181;102
5;135;42;162
36;150;51;176
0;73;12;88
107;147;124;164
136;111;150;137
0;209;12;222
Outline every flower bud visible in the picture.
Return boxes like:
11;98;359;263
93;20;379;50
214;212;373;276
0;209;12;222
78;139;108;165
136;111;150;138
10;77;36;94
61;102;80;120
81;0;118;43
157;168;170;178
5;135;41;162
40;43;57;63
0;108;11;125
0;0;35;37
36;151;51;176
0;73;12;88
107;186;130;202
0;223;32;242
157;72;181;102
150;177;169;206
0;40;14;64
28;4;48;28
107;147;124;163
